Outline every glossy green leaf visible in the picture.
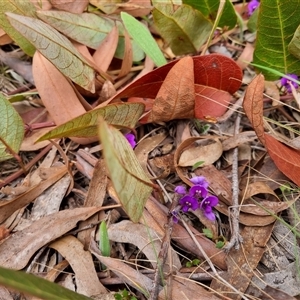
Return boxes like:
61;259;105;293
98;119;153;223
183;0;236;29
0;94;24;162
121;12;166;66
253;0;300;80
37;103;145;142
37;11;144;62
0;0;35;56
152;4;213;55
0;266;91;300
6;12;95;92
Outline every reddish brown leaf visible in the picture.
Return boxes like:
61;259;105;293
265;134;300;186
108;53;242;101
194;85;232;119
148;56;195;122
193;54;242;93
243;74;266;144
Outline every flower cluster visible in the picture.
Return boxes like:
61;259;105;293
248;0;260;16
172;176;218;223
280;74;299;93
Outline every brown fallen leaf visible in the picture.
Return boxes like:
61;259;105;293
90;239;155;297
211;224;275;299
243;73;265;145
0;165;68;223
50;0;88;13
117;29;132;79
0;206;103;270
148;56;195;122
222;131;257;151
93;25;119;73
264;133;300;186
50;235;107;295
134;132;167;177
177;136;223;167
107;220;181;272
32;51;96;145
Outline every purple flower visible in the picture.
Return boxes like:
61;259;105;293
248;0;259;16
280;74;299;93
189;185;208;199
190;176;209;188
125;133;136;148
175;185;186;195
200;195;219;221
179;195;199;213
171;210;179;223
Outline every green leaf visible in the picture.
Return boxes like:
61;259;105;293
121;12;167;66
0;266;92;300
37;103;145;142
152;4;213;55
182;0;216;16
202;228;213;239
0;94;24;162
217;0;237;29
191;161;204;171
253;0;300;80
182;0;236;29
0;0;35;56
288;25;300;61
247;6;259;33
98;119;153;223
99;221;110;257
6;12;95;92
37;11;144;62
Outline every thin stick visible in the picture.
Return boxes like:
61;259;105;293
224;112;243;251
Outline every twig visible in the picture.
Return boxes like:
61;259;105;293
223;112;243;251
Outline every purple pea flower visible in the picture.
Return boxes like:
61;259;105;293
280;74;299;93
179;195;199;213
189;185;208;199
190;176;209;188
200;195;219;221
125;133;136;148
175;185;186;195
248;0;260;16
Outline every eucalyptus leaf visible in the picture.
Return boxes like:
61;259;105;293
6;12;95;92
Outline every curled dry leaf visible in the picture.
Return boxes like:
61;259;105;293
177;136;223;167
243;73;265;144
50;235;107;296
222;131;257;151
